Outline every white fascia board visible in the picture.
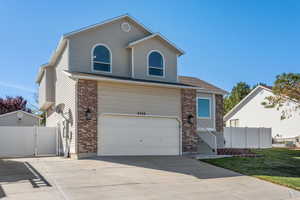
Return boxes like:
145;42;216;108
63;14;153;38
128;33;185;56
63;71;201;90
197;88;227;95
0;110;42;119
48;38;67;66
37;14;152;83
223;86;265;121
36;38;68;84
36;63;50;83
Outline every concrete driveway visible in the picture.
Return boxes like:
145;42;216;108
0;156;299;200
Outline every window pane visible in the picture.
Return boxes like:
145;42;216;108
93;62;110;72
93;45;110;63
149;52;163;68
198;98;210;118
149;68;163;76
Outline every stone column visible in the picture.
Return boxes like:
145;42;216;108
181;89;198;152
77;79;98;157
215;94;224;133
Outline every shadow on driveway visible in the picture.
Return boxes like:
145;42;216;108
83;156;242;179
0;159;51;198
0;185;5;199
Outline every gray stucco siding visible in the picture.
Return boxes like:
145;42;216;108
68;19;149;78
133;37;178;83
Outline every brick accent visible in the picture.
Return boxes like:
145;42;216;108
77;79;98;154
215;94;224;133
181;89;198;152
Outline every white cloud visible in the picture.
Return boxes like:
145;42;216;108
0;81;35;93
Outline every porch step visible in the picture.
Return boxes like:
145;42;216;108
197;138;216;155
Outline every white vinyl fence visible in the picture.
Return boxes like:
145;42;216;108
224;127;272;149
0;126;57;157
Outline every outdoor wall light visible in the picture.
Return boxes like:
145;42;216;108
85;108;92;120
187;114;194;124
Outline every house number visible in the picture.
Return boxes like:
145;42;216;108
137;112;146;115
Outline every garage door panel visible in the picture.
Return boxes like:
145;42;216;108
98;115;180;156
97;82;181;118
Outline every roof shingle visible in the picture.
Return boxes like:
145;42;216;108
178;76;227;94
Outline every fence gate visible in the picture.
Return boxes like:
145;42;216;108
0;126;57;158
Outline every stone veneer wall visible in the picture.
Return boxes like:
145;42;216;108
181;89;198;152
77;79;98;156
215;94;224;133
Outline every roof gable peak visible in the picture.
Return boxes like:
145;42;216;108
127;33;184;56
63;14;152;38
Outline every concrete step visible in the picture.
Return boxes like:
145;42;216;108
197;140;216;155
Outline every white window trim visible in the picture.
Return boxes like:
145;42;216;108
196;97;212;119
131;47;135;78
146;50;165;78
212;94;216;130
91;43;112;73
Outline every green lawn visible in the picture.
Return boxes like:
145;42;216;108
202;148;300;191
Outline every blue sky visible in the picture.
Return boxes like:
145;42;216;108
0;0;299;107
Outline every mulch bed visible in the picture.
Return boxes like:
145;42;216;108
217;148;263;157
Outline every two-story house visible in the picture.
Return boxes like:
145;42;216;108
36;14;227;158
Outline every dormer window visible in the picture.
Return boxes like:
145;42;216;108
92;44;112;72
147;50;164;77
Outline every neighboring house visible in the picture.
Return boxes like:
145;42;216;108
36;14;227;158
0;110;40;126
224;85;300;139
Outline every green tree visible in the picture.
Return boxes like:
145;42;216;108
263;73;300;120
224;82;251;114
33;91;46;126
252;82;268;90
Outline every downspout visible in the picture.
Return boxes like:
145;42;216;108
74;78;79;158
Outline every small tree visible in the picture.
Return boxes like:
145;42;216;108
33;91;46;126
263;73;300;120
0;96;31;115
224;82;252;114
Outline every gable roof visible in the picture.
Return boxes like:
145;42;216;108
224;85;272;121
36;14;184;83
63;14;152;38
128;33;184;56
178;76;228;95
0;110;42;119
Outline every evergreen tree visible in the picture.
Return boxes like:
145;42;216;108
224;82;251;114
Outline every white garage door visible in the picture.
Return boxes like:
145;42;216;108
98;114;181;156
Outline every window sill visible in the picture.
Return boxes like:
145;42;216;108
197;128;216;132
197;117;212;120
147;74;165;78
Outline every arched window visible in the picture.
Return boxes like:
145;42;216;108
92;44;111;72
148;51;164;77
